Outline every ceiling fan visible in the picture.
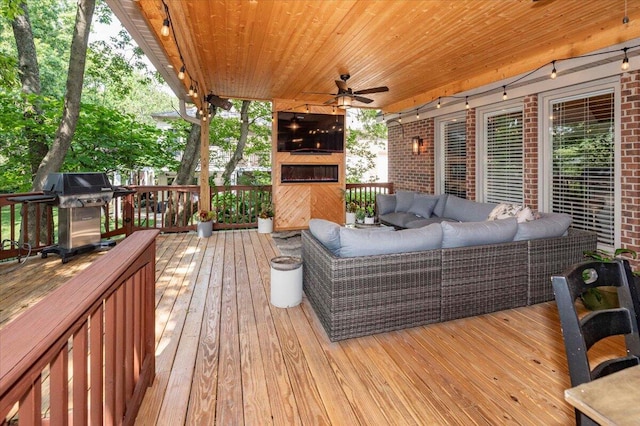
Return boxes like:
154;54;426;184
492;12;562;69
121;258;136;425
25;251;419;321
321;74;389;109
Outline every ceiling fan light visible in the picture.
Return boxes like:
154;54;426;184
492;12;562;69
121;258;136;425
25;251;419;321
337;96;352;109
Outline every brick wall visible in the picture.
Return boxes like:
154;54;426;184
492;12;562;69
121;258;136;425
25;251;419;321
620;71;640;271
387;72;640;267
388;118;435;193
523;95;539;209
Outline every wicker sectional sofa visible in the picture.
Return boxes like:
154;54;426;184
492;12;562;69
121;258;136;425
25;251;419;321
302;197;597;341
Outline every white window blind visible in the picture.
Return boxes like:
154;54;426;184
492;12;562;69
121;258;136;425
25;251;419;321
551;91;614;246
443;120;466;198
484;110;523;203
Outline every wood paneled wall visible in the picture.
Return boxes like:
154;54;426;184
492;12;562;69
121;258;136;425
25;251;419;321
272;101;345;231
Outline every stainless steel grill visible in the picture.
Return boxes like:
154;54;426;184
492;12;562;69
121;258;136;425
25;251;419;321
11;172;132;263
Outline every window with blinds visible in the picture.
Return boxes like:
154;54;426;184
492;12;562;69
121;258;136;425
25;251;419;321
550;91;614;246
443;120;466;198
484;110;524;204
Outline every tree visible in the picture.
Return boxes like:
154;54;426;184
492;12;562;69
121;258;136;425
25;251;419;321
346;109;386;182
32;0;95;192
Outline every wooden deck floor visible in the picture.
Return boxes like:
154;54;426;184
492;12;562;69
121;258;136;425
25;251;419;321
1;230;625;425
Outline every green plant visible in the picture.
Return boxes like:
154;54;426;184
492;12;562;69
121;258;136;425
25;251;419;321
197;209;216;222
346;201;359;213
258;202;274;219
580;248;638;310
355;207;366;222
365;204;375;218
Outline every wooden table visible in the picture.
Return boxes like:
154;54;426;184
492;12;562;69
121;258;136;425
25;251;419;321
564;365;640;425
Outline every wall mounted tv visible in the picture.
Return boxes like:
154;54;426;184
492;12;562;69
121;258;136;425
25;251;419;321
277;112;344;154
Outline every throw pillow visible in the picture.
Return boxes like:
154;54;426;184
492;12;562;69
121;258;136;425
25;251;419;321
441;218;518;248
487;203;534;223
407;194;439;218
395;190;415;212
376;194;396;215
308;218;341;254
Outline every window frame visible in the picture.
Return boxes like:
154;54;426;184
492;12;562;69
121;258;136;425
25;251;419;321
476;100;525;203
539;77;621;249
434;112;466;196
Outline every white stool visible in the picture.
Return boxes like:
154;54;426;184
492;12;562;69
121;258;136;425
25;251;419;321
270;256;303;308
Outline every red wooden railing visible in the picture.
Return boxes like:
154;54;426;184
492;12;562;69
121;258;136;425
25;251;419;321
0;230;158;425
0;183;393;261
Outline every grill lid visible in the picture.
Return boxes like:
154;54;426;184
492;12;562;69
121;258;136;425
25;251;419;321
44;172;114;195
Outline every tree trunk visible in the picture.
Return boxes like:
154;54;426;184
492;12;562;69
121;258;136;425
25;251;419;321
223;100;251;182
165;122;202;226
11;1;48;178
32;0;96;192
173;123;201;185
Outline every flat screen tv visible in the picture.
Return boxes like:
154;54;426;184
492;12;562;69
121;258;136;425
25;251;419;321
277;112;344;153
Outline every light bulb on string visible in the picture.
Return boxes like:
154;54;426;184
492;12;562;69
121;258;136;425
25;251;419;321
437;97;441;109
622;48;630;71
465;96;470;109
502;86;508;101
550;61;557;79
161;18;170;37
178;65;185;80
188;85;194;97
416;110;420;120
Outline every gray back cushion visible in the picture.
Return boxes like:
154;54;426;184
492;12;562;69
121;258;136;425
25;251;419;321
376;194;397;215
433;194;449;217
441;218;518;248
308;218;341;254
407;194;439;218
513;212;572;241
338;223;442;257
395;190;415;212
443;195;497;222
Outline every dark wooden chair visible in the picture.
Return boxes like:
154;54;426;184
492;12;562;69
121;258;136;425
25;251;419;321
552;259;640;426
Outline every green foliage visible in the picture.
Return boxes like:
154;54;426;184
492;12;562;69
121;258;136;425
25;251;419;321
346;109;386;182
209;100;272;172
0;88;178;191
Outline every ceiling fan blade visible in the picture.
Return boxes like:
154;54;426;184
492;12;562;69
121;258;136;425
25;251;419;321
353;86;389;95
323;97;338;105
335;79;348;92
353;95;374;104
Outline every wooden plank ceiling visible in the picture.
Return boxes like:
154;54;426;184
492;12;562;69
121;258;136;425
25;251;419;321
118;0;640;113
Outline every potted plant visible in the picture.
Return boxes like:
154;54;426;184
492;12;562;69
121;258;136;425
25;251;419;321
581;248;638;310
355;206;366;224
196;209;216;238
364;204;376;224
258;202;274;233
345;201;358;225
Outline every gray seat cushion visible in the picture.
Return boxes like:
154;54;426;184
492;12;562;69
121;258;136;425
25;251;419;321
379;212;422;228
308;218;341;254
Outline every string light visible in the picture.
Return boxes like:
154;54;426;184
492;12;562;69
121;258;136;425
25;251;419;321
622;48;630;70
416;110;420;119
188;85;194;97
161;18;170;37
389;45;639;124
178;65;186;80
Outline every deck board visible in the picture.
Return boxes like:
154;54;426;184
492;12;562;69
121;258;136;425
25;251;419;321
1;230;626;425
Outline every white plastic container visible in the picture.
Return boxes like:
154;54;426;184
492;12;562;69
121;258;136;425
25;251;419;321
270;256;303;308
